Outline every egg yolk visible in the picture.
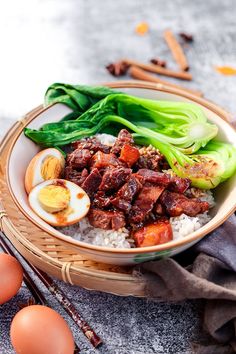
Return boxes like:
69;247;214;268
38;185;70;213
41;156;63;180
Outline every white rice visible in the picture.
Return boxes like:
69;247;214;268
95;133;117;146
59;218;133;248
170;212;211;241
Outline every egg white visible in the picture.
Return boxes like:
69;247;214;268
25;148;65;194
28;179;90;226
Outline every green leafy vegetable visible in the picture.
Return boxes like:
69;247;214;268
24;84;236;189
44;83;119;120
27;91;218;154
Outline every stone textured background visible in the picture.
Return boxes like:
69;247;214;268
0;0;236;353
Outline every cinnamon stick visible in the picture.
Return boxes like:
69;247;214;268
123;58;192;80
129;66;203;97
164;29;189;71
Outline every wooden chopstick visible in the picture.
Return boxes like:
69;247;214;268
0;233;84;354
0;233;102;348
129;65;203;97
164;29;189;71
123;58;192;80
25;261;102;348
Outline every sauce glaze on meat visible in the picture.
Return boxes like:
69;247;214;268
65;130;210;246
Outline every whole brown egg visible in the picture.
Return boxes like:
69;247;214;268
10;305;75;354
0;253;23;305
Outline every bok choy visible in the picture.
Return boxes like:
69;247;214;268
44;83;119;120
24;84;236;189
26;90;218;154
134;135;236;189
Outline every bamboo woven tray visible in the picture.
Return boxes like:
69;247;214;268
1;81;234;296
0;106;148;297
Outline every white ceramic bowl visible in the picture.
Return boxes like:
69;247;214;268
6;82;236;265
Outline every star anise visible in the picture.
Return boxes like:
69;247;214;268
106;61;130;77
179;32;193;42
18;297;36;309
150;58;167;67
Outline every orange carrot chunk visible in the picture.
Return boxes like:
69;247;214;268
119;144;140;167
133;220;173;247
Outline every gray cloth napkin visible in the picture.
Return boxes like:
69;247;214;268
136;214;236;353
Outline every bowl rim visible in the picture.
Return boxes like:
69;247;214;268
6;80;236;255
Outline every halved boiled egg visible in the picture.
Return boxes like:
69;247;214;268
28;179;90;226
25;148;65;194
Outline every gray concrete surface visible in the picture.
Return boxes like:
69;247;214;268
0;0;236;353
